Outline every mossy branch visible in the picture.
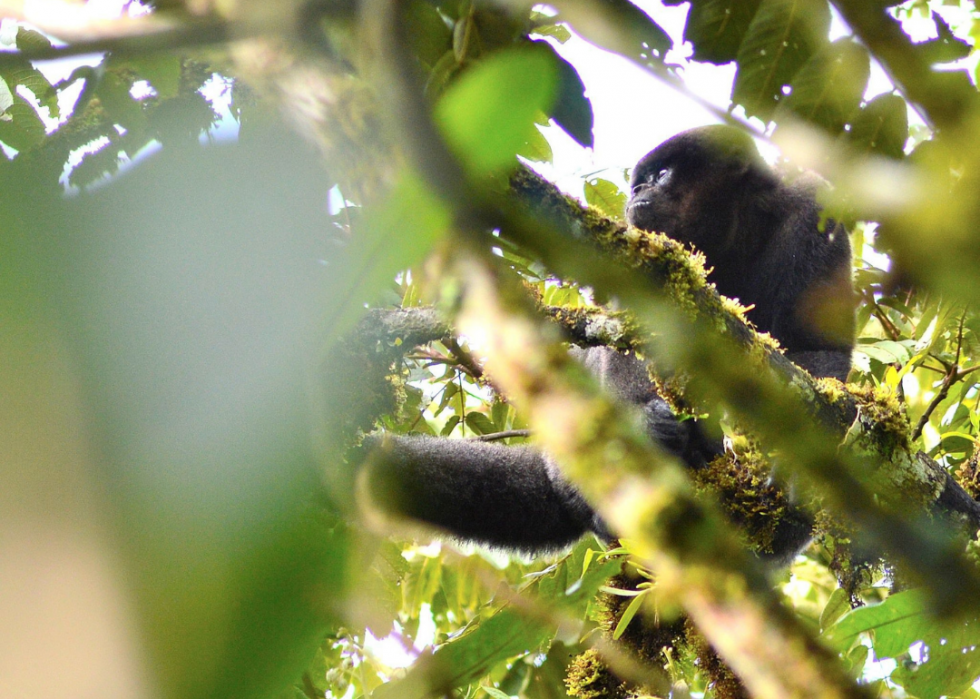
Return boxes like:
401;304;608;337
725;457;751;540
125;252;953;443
508;166;980;574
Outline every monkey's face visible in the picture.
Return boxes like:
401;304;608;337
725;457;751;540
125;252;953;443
626;150;706;242
626;126;765;252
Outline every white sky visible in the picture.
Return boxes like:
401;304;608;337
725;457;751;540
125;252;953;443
538;0;980;202
20;0;971;198
539;0;913;198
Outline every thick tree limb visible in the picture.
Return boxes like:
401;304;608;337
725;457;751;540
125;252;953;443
509;166;980;544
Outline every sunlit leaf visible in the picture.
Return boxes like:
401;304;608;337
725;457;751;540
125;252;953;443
585;177;627;219
436;46;558;175
824;589;980;699
517;124;554;163
819;587;851;632
531;21;572;44
372;609;550;699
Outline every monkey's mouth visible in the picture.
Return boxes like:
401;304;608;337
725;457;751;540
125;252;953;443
626;200;651;219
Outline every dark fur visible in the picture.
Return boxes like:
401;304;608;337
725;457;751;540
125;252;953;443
628;125;854;379
362;126;854;556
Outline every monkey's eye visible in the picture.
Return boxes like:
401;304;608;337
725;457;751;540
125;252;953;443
646;167;671;187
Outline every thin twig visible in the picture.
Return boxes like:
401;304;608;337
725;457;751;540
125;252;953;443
468;429;531;442
0;19;231;64
912;366;959;442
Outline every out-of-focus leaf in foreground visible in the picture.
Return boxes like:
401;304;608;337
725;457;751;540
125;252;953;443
49;127;352;699
435;45;558;176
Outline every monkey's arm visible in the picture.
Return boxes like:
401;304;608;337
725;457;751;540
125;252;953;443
362;435;610;552
575;346;722;468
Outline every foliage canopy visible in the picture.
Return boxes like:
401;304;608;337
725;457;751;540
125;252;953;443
7;1;980;699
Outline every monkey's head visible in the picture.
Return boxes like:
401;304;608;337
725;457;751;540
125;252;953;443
626;125;778;256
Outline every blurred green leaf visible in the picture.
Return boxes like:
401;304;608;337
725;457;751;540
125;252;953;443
68;141;124;189
436;46;558;175
530;19;572;44
538;41;594;148
517;123;554;163
777;38;870;135
0;95;45;151
97;70;147;131
914;13;972;65
408;0;454;71
372;608;550;699
325;172;450;347
848;93;909;160
733;0;830;120
14;26;52;53
57;128;346;699
664;0;762;64
108;54;183;99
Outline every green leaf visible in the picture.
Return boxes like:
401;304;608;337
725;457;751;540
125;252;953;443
733;0;831;120
516;123;553;163
68;140;124;189
436;46;558;175
372;609;551;699
566;0;672;67
482;686;514;699
97;70;146;130
441;414;461;436
665;0;762;64
776;38;869;135
914;13;972;65
324;172;450;348
612;592;646;640
59;130;351;699
407;0;453;71
465;411;497;435
0;95;45;151
939;432;975;455
584;178;627;219
531;22;572;44
535;542;623;616
819;587;851;632
533;41;594;148
108;54;182;99
2;34;58;117
848;93;909;160
855;340;910;365
824;590;980;699
15;27;52;52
